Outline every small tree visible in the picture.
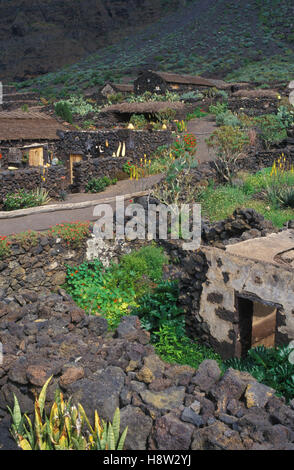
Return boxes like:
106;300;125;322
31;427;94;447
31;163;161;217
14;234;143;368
206;126;249;184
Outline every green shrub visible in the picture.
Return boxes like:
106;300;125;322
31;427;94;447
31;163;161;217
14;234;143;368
154;108;177;124
118;245;168;283
255;114;287;149
129;114;148;129
54;101;73;123
180;91;204;101
265;184;294;209
107;92;124;105
224;345;294;402
153;322;221;370
0;236;11;259
132;280;183;335
65;245;168;329
276;106;294;129
3;188;51;211
209;102;228;116
206;126;249;183
215;110;241;127
9;376;127;450
186;106;208;121
85;176;117;193
49;221;91;248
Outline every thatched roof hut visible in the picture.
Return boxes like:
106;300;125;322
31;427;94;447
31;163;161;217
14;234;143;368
0;110;72;142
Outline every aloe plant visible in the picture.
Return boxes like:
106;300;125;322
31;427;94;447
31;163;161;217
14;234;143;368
8;376;128;450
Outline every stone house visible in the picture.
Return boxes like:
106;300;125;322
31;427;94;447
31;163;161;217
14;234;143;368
134;70;229;95
0;109;71;169
199;231;294;359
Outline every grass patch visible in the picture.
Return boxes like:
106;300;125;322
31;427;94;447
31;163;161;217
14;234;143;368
198;169;294;228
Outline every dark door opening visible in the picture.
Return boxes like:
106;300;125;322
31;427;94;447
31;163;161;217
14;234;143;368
236;296;277;357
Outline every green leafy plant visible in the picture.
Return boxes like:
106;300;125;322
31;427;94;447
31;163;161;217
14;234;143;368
224;345;294;402
186;107;208;121
8;376;127;450
107;92;124;105
132;280;183;335
216;110;241;127
276;106;294;129
153;322;221;369
49;221;91;248
65;245;168;329
206;126;249;184
209;102;228;116
255;114;287;149
3;188;51;211
265;184;294;209
85;176;117;193
0;236;11;259
54;101;73;124
154;108;177;124
129;114;148;129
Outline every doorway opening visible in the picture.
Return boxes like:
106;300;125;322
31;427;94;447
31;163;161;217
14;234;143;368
236;295;277;357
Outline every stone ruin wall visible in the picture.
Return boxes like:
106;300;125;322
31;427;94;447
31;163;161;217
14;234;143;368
198;247;294;359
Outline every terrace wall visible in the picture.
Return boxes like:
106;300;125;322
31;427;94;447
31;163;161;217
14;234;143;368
0;166;67;205
55;129;173;163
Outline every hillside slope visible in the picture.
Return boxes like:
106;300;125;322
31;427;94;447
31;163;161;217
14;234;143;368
3;0;294;96
0;0;181;81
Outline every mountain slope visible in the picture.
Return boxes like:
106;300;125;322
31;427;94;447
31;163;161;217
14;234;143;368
5;0;294;96
0;0;180;81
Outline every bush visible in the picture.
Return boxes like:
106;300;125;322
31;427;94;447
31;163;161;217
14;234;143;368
132;280;183;335
265;184;294;209
209;102;228;116
206;126;249;183
54;102;73;124
0;236;11;259
215;110;241;127
129;114;148;129
255;114;287;149
9;376;127;450
153;322;221;370
85;176;117;193
276;106;294;129
3;188;51;211
107;92;124;105
49;221;91;248
65;245;168;329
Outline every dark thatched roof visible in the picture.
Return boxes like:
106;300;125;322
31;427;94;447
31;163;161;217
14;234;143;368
0;110;73;141
101;101;186;114
150;71;216;87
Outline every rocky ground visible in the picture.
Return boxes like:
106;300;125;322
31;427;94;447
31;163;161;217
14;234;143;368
1;292;294;450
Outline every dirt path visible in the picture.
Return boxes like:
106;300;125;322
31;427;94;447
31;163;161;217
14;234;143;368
186;115;217;163
0;174;163;236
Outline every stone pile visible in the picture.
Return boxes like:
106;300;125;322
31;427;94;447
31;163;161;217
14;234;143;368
202;208;277;248
1;294;294;450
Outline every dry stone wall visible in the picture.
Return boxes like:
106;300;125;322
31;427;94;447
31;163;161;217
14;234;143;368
0;166;67;205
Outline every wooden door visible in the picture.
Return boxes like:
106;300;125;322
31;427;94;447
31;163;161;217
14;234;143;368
29;147;44;166
70;154;82;184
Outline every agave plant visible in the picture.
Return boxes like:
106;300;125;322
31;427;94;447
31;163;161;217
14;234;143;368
8;376;128;450
34;187;52;206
